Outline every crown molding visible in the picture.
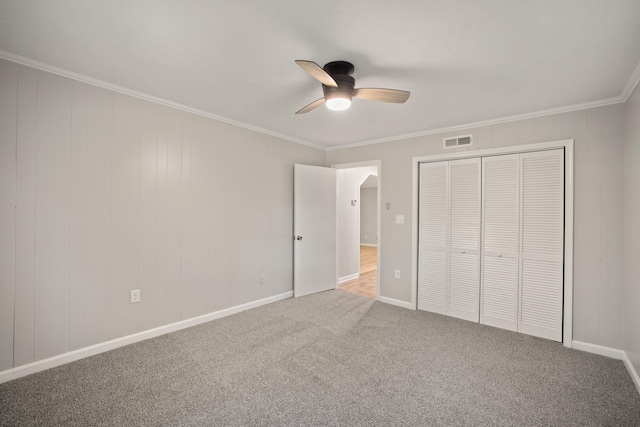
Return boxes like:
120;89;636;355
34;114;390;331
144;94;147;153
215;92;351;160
622;59;640;101
2;50;638;153
325;95;625;151
324;57;640;151
0;50;324;151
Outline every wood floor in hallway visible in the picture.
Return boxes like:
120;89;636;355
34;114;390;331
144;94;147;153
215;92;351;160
339;245;377;299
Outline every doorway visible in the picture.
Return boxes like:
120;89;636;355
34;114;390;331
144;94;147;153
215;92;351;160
340;245;377;298
333;161;381;300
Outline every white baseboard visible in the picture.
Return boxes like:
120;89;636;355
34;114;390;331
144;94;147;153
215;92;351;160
0;291;293;385
360;243;377;247
378;296;415;310
571;341;625;360
622;351;640;396
338;273;359;284
572;340;640;396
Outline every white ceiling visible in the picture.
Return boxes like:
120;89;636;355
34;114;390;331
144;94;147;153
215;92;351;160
1;1;640;149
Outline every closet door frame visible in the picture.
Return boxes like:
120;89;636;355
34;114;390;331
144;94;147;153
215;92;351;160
411;139;574;348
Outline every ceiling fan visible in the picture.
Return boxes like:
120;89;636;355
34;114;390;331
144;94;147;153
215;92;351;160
294;60;411;114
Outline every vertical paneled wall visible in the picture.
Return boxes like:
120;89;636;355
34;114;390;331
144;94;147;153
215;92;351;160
0;59;17;371
0;59;325;371
34;72;72;361
326;104;626;348
624;82;640;375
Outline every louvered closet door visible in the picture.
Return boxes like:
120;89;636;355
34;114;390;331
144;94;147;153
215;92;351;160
481;154;520;331
519;149;564;341
418;161;449;314
448;158;480;322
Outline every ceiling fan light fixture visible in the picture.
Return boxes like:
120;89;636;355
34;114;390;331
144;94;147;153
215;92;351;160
294;60;410;114
325;96;351;111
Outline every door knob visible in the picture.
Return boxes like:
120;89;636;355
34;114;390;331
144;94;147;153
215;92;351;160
295;235;303;240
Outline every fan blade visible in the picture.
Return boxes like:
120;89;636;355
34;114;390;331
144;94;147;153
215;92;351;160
295;60;338;87
354;88;410;103
295;97;325;114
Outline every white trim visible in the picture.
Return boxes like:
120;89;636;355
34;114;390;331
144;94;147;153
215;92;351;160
338;273;359;284
572;341;625;360
378;296;414;310
332;160;382;301
622;351;640;396
413;140;574;163
411;159;419;312
336;175;340;290
622;60;640;101
0;50;323;151
411;139;574;347
571;342;640;396
0;291;292;384
563;140;574;347
331;160;381;169
360;243;377;247
376;165;382;301
325;99;623;151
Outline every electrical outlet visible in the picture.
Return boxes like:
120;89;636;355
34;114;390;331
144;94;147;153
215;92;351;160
394;269;401;279
259;274;266;285
395;215;405;224
130;289;141;304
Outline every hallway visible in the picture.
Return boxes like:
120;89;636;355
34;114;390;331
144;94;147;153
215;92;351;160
338;246;377;299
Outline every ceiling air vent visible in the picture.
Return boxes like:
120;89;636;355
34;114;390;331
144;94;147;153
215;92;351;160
443;134;473;149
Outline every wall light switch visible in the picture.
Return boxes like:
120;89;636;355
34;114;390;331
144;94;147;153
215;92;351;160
395;215;405;224
394;269;401;279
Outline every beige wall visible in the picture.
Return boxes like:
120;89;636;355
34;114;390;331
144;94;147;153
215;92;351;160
0;59;325;371
360;187;377;246
0;53;635;372
624;82;640;374
326;104;626;348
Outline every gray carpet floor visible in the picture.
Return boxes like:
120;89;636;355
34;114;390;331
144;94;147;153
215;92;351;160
1;290;639;426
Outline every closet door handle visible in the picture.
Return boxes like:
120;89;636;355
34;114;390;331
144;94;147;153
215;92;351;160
462;250;466;254
498;253;502;257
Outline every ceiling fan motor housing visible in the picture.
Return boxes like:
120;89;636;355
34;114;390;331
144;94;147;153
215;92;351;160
322;61;356;102
322;75;355;101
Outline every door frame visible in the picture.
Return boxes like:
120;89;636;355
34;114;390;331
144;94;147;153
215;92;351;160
332;160;382;300
411;139;574;347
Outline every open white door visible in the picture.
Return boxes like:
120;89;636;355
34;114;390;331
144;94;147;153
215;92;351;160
294;164;337;297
